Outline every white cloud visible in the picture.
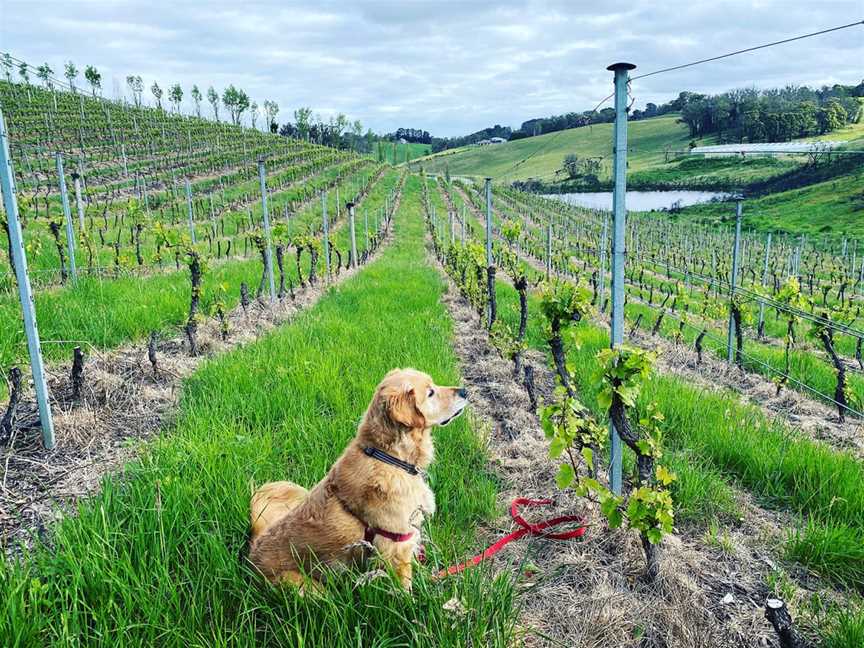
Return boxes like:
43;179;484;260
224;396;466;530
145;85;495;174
1;0;860;136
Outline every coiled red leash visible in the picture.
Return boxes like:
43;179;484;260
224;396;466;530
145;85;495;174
434;498;586;578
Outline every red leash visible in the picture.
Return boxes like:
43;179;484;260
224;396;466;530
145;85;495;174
435;498;586;578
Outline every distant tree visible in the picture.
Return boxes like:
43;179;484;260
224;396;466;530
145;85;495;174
563;154;580;180
169;83;183;112
563;154;601;183
278;122;298;138
250;100;259;128
64;61;78;92
18;62;29;85
84;65;102;96
126;75;144;107
294;106;312;140
151;82;163;109
222;85;250;125
207;86;219;121
190;85;202;117
36;63;54;89
1;54;12;83
818;100;847;134
263;100;279;131
329;113;349;147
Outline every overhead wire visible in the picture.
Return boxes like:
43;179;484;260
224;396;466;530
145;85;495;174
492;20;864;183
631;20;864;81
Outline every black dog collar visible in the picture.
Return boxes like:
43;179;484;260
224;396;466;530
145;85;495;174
363;446;420;476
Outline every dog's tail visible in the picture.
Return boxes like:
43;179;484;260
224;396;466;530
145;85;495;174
249;480;309;539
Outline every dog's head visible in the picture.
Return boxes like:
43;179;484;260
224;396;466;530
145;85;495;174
362;368;468;446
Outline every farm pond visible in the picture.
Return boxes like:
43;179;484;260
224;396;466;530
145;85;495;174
545;190;730;211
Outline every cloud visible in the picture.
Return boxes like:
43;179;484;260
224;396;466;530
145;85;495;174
1;0;861;136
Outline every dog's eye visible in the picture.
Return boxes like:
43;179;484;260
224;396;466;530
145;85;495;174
427;388;435;397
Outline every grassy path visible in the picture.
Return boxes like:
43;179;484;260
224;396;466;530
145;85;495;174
0;175;515;646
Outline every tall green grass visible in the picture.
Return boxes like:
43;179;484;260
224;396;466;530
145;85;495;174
0;176;516;646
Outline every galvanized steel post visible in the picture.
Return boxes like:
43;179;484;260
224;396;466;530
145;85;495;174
757;232;772;337
257;158;277;301
727;199;743;363
55;153;78;285
348;202;358;268
322;192;331;277
72;171;85;230
364;207;369;252
449;210;455;245
598;215;608;311
607;61;636;496
0;107;55;448
484;178;493;267
184;177;196;244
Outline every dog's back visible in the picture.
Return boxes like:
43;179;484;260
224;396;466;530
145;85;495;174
249;481;309;539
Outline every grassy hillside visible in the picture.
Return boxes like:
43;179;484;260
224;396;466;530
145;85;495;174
379;141;432;165
417;113;864;190
419;115;691;181
671;164;864;237
418;111;863;238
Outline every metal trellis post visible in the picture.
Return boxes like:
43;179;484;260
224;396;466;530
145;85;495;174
348;201;358;268
727;199;743;363
257;158;277;301
72;171;85;230
55;153;78;285
322;192;331;277
484;178;493;267
449;210;455;245
546;219;552;279
757;232;772;336
184;178;196;244
364;208;369;252
598;215;608;311
0;107;55;448
607;61;636;496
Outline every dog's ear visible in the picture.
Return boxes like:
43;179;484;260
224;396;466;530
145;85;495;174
387;387;426;429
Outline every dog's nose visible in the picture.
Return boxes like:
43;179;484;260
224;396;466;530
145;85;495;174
458;387;468;399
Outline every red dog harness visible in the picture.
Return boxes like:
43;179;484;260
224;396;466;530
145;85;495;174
363;527;415;544
336;446;425;549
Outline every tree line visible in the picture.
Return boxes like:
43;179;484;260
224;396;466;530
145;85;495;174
430;81;863;153
674;84;862;142
1;55;283;131
384;127;432;144
429;124;512;152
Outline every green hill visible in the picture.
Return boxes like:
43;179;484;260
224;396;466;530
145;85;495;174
417;114;691;181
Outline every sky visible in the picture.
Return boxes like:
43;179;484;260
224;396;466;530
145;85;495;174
1;1;861;137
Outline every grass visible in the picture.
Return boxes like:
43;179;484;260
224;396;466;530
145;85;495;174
419;115;691;182
669;166;864;237
0;175;517;646
379;141;431;166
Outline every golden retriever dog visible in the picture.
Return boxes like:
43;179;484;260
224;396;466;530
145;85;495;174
247;368;467;590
